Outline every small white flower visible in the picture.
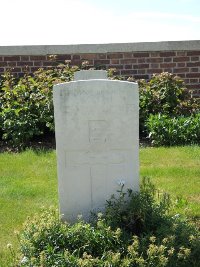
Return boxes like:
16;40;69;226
173;214;180;219
21;256;28;264
117;179;125;186
7;243;12;249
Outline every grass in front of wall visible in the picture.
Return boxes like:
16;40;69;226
0;150;58;266
140;146;200;218
0;146;199;266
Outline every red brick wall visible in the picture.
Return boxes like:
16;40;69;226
0;50;200;96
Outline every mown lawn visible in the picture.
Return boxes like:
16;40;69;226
0;150;58;266
0;146;199;266
140;146;200;218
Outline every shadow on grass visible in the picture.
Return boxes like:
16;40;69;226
0;134;56;154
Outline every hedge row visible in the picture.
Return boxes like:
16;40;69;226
0;63;78;147
0;63;199;148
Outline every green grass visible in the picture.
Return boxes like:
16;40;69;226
140;146;200;218
0;146;200;266
0;150;58;266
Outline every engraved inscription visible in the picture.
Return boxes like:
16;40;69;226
65;88;116;97
89;120;108;143
65;150;125;166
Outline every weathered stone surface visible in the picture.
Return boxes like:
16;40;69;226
53;70;139;221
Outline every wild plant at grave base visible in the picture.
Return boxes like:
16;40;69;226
11;178;200;267
104;177;172;236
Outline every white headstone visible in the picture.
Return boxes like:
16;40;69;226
53;70;139;222
74;70;107;80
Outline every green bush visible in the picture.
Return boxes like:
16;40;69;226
12;208;125;266
139;72;199;137
146;113;200;146
104;178;171;236
0;63;78;148
1;68;200;147
11;179;200;267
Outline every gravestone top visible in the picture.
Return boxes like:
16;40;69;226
74;70;107;80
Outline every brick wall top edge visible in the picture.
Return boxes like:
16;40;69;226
0;40;200;55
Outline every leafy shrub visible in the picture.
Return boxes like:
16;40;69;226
11;179;200;266
103;178;200;266
0;62;78;148
104;178;171;236
146;113;200;146
0;60;105;148
1;67;200;147
13;207;124;267
139;72;199;137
